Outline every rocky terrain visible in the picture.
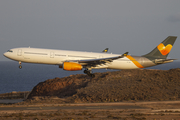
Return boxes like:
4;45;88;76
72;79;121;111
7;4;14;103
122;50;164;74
21;68;180;104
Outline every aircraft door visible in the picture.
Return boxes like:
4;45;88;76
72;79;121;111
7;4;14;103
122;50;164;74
17;49;22;56
50;52;54;58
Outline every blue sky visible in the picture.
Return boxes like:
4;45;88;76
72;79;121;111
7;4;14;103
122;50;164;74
1;0;180;61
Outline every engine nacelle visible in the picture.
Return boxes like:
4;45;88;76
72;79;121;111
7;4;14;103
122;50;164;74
63;62;82;71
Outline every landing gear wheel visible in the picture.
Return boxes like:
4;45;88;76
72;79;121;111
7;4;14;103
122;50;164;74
84;70;88;74
18;61;22;69
19;65;22;69
84;69;95;78
84;70;91;75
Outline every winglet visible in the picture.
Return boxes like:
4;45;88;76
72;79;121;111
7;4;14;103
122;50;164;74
122;52;129;57
102;48;109;53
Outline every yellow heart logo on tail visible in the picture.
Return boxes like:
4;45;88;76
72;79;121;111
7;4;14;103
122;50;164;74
157;43;172;55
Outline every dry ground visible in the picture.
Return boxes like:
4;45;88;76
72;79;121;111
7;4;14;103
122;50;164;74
1;69;180;119
0;101;180;120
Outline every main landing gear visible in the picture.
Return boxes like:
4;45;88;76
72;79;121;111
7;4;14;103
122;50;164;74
84;69;95;78
19;61;22;69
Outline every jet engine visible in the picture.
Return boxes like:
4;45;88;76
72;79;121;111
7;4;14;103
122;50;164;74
63;62;82;71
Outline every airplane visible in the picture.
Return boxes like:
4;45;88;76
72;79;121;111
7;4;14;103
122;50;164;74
3;36;177;77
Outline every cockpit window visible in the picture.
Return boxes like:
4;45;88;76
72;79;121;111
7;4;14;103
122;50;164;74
7;50;13;52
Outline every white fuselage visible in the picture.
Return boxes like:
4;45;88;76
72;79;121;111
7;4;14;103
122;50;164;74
3;47;155;70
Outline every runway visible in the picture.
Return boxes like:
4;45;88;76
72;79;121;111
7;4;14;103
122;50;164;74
1;100;180;111
1;101;180;119
0;105;146;111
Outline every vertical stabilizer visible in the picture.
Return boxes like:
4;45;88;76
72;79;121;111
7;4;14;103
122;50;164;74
143;36;177;59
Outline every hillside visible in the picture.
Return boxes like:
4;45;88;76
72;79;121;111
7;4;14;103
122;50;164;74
22;68;180;104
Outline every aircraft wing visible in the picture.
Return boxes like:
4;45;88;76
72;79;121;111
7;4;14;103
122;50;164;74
67;52;128;67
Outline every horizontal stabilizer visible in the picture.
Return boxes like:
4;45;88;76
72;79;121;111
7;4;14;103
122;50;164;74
154;59;177;64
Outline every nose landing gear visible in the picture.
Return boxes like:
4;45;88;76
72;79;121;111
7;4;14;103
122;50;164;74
84;69;95;78
19;61;22;69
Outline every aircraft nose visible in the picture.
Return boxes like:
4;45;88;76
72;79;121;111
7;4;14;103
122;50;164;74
3;52;8;57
